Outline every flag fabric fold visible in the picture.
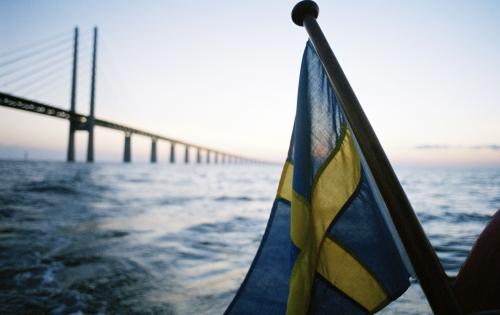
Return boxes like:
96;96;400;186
225;41;411;315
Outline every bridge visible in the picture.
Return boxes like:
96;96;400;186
0;27;258;164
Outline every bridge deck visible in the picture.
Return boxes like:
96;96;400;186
0;92;238;157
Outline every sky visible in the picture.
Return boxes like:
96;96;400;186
1;0;499;166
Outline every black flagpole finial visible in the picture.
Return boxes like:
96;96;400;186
291;1;319;26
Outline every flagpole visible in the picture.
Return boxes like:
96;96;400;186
291;2;462;314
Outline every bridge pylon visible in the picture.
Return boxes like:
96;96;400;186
86;27;98;163
67;27;78;162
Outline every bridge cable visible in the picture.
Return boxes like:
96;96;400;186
0;41;91;89
24;73;70;101
0;39;92;79
1;52;74;88
6;60;72;95
0;37;72;69
99;40;141;112
0;45;74;80
18;50;92;104
0;31;70;61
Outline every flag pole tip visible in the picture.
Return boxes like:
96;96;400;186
292;1;319;26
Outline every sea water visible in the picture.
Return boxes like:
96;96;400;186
0;160;498;314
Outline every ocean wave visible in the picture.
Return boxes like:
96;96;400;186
20;183;78;195
214;195;253;202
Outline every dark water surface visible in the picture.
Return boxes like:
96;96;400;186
0;161;498;314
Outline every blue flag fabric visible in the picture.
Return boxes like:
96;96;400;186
225;41;411;315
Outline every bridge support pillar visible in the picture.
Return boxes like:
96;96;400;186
67;126;76;162
170;142;175;163
215;153;218;164
222;155;226;164
87;127;95;162
196;148;201;163
184;146;189;163
206;151;210;163
124;133;131;163
150;139;157;163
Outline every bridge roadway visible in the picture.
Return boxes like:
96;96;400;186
0;92;252;162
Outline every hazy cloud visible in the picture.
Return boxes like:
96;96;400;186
415;144;500;151
415;145;451;150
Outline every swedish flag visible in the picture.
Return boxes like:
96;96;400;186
225;42;412;315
